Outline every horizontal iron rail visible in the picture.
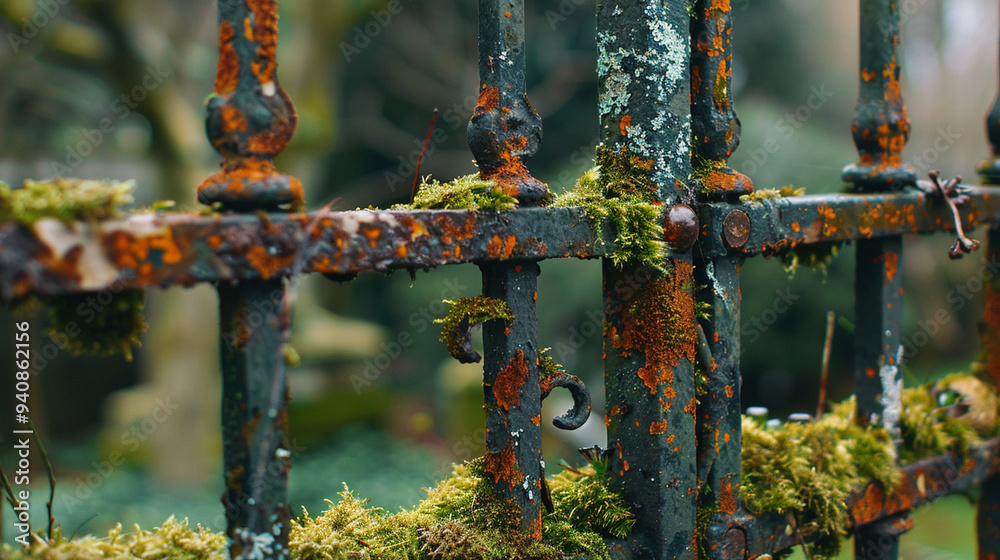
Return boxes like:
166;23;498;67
700;184;1000;258
3;184;999;301
705;437;1000;559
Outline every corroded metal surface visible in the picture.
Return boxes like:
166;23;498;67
842;0;916;191
695;255;742;519
200;0;301;211
0;207;602;301
219;279;292;560
690;0;752;198
706;438;1000;559
598;0;699;557
480;260;544;536
467;0;545;205
699;186;1000;259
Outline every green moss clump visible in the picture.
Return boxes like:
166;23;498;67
41;289;148;361
0;178;134;225
396;175;517;211
292;459;621;560
780;242;841;276
436;297;515;362
5;516;226;560
897;375;998;463
738;185;804;202
0;178;147;360
552;160;667;271
740;372;1000;559
740;412;898;553
547;461;634;540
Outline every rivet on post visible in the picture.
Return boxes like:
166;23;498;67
199;0;303;212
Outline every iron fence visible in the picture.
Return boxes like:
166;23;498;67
3;0;1000;558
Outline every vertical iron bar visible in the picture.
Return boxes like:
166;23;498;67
219;279;292;560
977;9;1000;184
842;0;917;192
599;1;698;558
690;0;753;198
200;0;302;211
845;1;911;557
203;2;298;558
695;255;742;517
467;0;546;205
979;475;1000;558
691;0;747;526
479;260;543;538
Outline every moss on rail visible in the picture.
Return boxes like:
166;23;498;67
1;178;147;360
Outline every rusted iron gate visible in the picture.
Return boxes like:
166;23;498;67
5;0;1000;558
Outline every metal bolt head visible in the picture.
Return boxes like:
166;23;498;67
663;204;699;252
723;210;751;249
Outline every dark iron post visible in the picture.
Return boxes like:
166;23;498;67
690;0;752;198
469;0;547;537
598;1;699;557
977;34;1000;546
200;0;302;211
479;260;544;538
467;0;546;206
844;1;911;557
203;1;298;558
690;0;747;525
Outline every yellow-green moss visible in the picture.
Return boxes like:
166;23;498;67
436;297;515;361
7;460;625;560
739;185;804;202
780;242;841;276
0;178;134;225
1;178;147;360
395;175;517;211
740;372;999;559
552;150;667;271
3;517;226;560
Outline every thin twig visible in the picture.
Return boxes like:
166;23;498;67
29;419;56;540
816;311;835;419
411;107;440;204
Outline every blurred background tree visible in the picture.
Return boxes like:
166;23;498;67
0;0;996;556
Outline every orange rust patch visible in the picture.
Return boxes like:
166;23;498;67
883;250;899;281
611;263;698;394
684;397;698;415
395;245;408;258
865;367;876;378
214;22;240;95
650;420;668;435
531;415;541;426
248;0;279;83
494;350;529;411
484;440;522;491
791;221;801;233
247;245;296;280
724;385;734;398
476;86;500;114
504;10;511;17
619;114;632;137
719;477;737;515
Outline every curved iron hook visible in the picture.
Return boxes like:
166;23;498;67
539;352;591;430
